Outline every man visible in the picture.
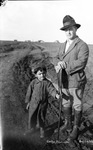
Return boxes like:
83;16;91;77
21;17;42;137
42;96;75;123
54;15;89;142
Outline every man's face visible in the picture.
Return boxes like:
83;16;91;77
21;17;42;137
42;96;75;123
65;26;77;40
35;70;46;81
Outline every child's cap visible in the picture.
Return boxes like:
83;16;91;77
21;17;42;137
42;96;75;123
32;64;47;74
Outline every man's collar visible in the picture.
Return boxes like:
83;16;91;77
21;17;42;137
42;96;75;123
66;35;78;43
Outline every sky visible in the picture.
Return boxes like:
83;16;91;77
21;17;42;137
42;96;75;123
0;0;93;44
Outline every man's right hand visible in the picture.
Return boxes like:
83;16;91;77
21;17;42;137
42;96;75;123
57;61;67;69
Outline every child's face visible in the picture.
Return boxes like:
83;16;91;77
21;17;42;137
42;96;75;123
35;70;46;81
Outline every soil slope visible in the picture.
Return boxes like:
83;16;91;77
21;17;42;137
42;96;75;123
1;41;93;150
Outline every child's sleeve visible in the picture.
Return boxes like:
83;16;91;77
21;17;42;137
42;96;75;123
25;81;33;103
47;81;58;98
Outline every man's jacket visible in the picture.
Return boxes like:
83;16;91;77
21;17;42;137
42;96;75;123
54;36;89;88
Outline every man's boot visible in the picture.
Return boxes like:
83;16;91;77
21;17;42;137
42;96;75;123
54;106;72;133
60;106;72;133
67;110;82;142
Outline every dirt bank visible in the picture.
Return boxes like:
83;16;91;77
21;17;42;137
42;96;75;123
1;41;93;150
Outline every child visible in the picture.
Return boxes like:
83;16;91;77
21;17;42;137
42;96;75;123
25;64;59;138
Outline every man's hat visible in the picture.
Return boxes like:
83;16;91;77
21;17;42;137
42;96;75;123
60;15;81;31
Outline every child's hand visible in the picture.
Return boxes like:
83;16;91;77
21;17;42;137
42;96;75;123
55;94;60;99
55;65;61;73
26;103;30;110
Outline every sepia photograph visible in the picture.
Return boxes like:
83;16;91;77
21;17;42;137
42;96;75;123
0;0;93;150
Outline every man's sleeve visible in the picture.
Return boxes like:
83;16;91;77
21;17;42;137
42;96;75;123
66;43;89;75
